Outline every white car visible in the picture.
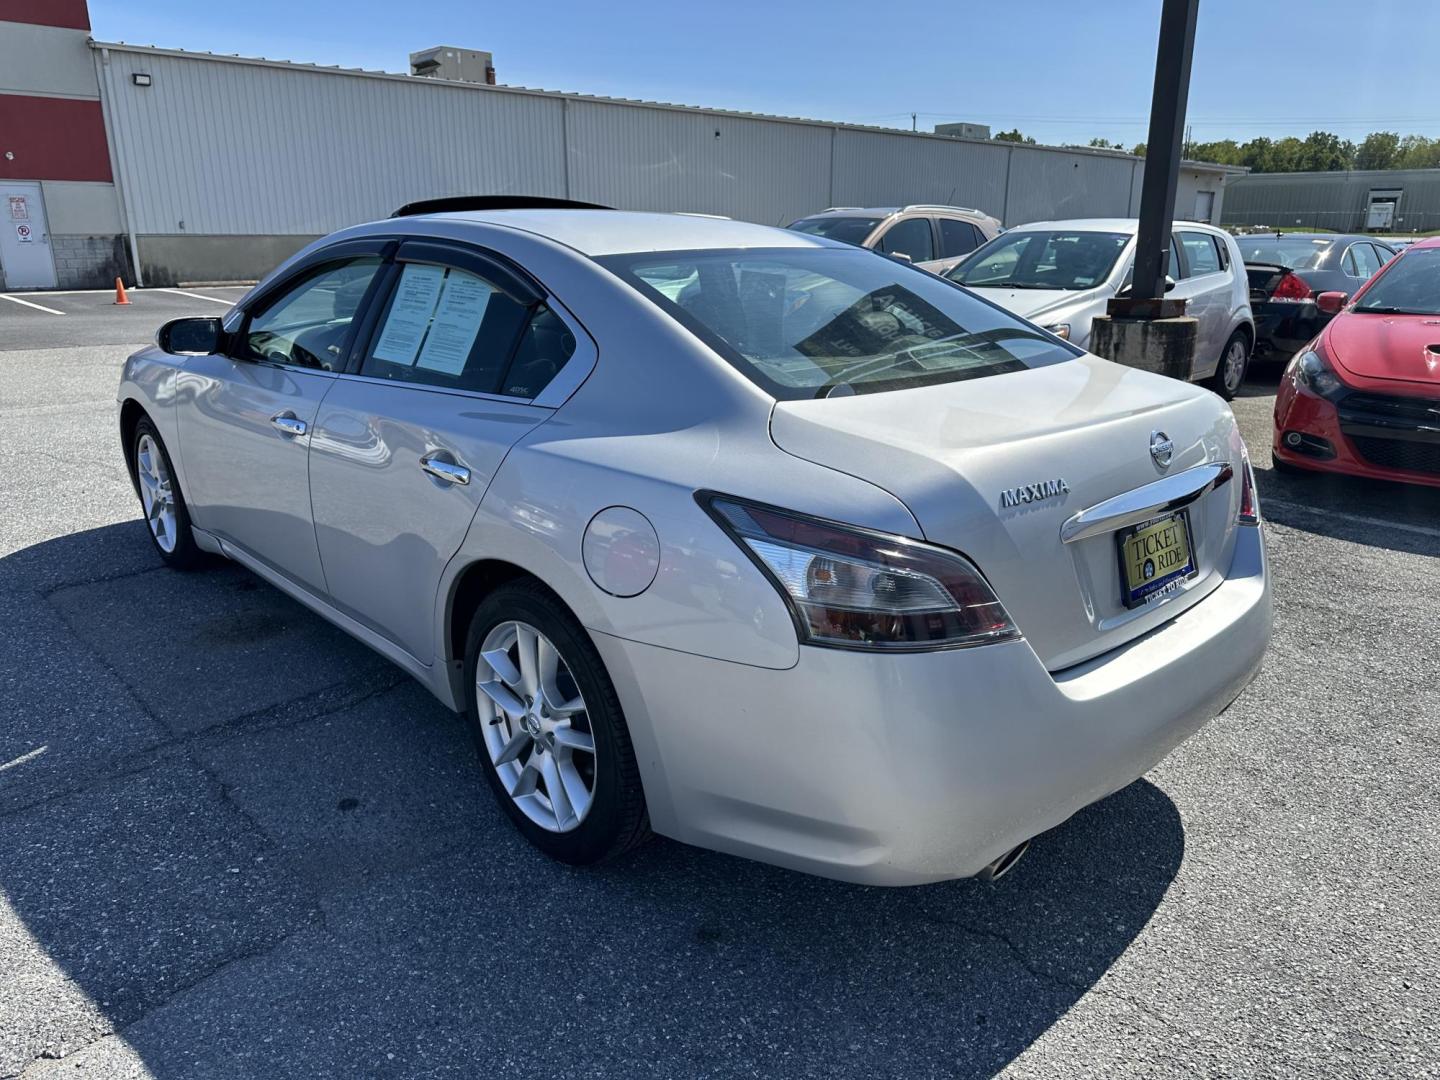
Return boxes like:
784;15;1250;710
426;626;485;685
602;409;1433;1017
948;219;1256;399
118;203;1270;885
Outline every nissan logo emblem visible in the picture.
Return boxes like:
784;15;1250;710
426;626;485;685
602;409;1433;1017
1150;431;1174;469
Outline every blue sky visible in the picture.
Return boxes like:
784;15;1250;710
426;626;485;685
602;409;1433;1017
87;0;1438;147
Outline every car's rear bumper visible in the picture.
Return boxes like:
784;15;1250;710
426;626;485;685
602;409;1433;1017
596;524;1270;885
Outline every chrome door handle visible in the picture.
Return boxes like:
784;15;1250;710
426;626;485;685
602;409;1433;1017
420;453;470;486
270;413;307;437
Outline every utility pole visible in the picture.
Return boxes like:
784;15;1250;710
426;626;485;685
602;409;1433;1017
911;112;917;132
1090;0;1201;383
1129;0;1198;304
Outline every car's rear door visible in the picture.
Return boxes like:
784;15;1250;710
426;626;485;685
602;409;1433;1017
307;239;589;663
1172;230;1230;376
176;242;389;591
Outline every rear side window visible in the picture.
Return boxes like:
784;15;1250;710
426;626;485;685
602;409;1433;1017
787;216;882;248
242;257;383;370
939;218;982;259
876;218;935;263
1177;232;1222;277
359;261;572;399
1345;243;1382;278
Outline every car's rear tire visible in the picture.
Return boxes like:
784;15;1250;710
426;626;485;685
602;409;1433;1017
130;418;207;570
1204;329;1251;400
463;580;650;865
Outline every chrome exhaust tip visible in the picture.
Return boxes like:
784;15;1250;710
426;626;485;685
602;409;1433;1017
977;839;1031;882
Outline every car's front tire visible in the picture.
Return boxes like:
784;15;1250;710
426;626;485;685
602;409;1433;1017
463;580;650;865
130;417;207;569
1204;329;1251;400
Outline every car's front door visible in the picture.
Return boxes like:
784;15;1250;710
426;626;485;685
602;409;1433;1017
308;239;586;662
176;245;388;591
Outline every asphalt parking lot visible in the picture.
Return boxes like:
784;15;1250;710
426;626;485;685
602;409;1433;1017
1;294;1438;1079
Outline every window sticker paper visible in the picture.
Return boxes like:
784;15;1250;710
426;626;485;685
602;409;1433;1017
372;263;445;365
415;270;493;375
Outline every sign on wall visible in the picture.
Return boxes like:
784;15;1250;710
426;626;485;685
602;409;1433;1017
8;196;28;220
14;222;34;244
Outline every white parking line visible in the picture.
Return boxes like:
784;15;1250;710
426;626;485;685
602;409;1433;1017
1264;499;1440;540
0;294;65;315
0;745;47;772
155;288;235;307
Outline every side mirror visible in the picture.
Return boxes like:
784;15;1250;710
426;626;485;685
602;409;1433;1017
158;316;225;355
1316;291;1348;316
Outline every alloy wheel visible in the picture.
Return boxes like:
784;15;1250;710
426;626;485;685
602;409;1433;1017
136;433;178;553
476;620;597;833
1223;338;1248;394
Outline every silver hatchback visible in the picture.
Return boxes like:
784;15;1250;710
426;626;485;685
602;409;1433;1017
787;204;1003;275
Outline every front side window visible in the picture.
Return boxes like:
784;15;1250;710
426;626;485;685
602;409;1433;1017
1177;231;1222;278
360;261;570;398
939;218;982;259
786;216;882;248
949;230;1129;291
876;217;934;263
1353;248;1440;315
601;247;1078;401
242;257;383;370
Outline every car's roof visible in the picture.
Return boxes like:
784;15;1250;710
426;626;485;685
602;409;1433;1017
415;209;828;257
1238;232;1379;244
1008;218;1232;237
795;206;990;220
1397;235;1440;249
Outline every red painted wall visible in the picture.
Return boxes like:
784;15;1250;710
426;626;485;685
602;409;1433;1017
0;1;90;30
0;96;112;182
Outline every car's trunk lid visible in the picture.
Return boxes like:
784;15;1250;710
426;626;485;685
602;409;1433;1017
770;356;1244;670
1244;262;1292;302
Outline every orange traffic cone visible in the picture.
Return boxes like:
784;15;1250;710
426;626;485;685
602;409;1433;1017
114;277;131;305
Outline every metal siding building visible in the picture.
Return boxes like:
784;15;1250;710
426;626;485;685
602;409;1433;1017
85;41;1238;285
1224;168;1440;233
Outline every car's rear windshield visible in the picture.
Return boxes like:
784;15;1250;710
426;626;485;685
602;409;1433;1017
1235;236;1333;270
948;230;1129;290
1353;247;1440;315
786;216;882;248
598;247;1079;400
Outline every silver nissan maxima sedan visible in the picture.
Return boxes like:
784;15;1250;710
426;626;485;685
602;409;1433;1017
118;202;1271;885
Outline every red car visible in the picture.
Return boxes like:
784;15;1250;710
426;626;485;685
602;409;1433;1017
1273;236;1440;488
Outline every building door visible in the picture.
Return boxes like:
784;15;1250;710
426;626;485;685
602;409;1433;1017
0;182;58;290
1192;190;1216;224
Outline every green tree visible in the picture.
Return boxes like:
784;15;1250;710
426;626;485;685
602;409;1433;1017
1187;139;1243;166
1087;137;1126;150
1239;137;1275;172
1355;131;1400;171
1130;142;1147;157
994;128;1036;144
1395;134;1440;170
1298;130;1355;172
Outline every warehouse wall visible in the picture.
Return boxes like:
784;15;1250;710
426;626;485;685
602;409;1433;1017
1224;169;1440;233
0;6;130;289
93;44;1234;285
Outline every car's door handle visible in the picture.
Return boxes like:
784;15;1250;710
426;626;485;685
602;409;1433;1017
420;452;470;486
270;413;307;437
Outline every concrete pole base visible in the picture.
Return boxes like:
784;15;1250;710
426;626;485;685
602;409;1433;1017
1089;315;1197;381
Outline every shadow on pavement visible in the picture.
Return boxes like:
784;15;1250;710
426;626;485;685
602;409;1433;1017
1;523;1185;1078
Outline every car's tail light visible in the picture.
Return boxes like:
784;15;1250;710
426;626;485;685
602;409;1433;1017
1271;272;1313;302
1238;453;1260;525
701;494;1019;651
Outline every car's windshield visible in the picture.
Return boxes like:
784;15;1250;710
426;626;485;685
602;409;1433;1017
599;247;1078;400
948;230;1129;290
1235;236;1334;269
786;216;882;248
1353;247;1440;315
